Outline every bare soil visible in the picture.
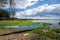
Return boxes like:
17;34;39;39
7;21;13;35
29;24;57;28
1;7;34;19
0;29;30;40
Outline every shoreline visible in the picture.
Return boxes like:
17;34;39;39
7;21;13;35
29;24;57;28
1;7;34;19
0;28;32;35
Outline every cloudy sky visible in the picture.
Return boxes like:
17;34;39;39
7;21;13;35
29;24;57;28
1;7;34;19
5;0;60;19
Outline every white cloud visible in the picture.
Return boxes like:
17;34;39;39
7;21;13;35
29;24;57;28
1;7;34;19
15;4;60;19
15;0;38;9
24;9;36;15
35;4;60;13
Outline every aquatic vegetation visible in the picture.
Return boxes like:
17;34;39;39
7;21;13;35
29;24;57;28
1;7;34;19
29;26;60;40
52;28;60;33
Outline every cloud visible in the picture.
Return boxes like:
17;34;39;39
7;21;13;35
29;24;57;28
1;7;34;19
15;0;38;9
15;4;60;19
25;16;60;19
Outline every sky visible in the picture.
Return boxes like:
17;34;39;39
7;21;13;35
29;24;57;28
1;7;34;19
5;0;60;19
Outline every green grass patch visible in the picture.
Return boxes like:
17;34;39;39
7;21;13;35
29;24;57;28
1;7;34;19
29;26;60;40
0;20;40;27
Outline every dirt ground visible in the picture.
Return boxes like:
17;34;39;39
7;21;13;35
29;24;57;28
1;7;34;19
0;29;30;40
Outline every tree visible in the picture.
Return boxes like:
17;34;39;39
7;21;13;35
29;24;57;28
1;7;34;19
9;0;15;18
0;9;10;20
0;0;16;18
0;0;8;8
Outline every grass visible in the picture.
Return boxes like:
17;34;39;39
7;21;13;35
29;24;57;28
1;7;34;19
0;20;60;40
52;28;60;33
0;20;40;27
28;25;60;40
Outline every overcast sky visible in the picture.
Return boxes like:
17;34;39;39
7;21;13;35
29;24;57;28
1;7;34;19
5;0;60;19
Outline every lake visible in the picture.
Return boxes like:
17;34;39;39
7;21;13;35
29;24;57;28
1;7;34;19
1;19;60;29
31;19;60;28
5;24;43;29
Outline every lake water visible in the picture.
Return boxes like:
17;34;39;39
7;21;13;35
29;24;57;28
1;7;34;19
5;24;43;29
2;19;60;29
31;19;60;28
